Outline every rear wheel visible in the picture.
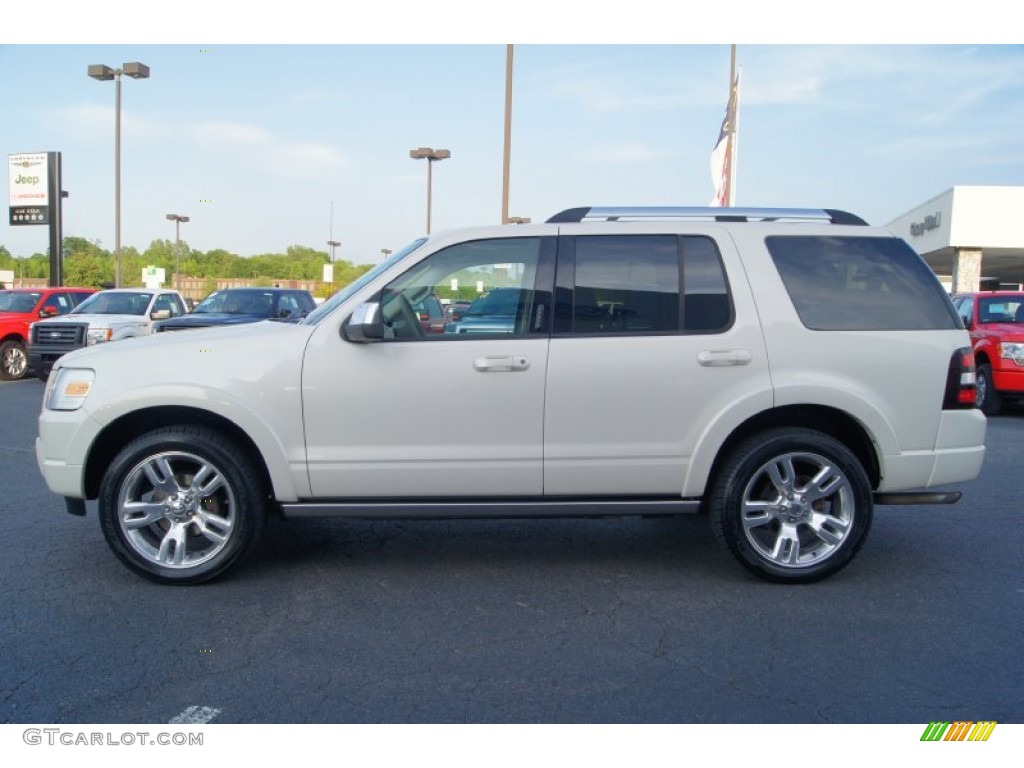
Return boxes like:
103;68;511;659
98;425;267;584
709;428;873;583
0;339;28;381
975;363;1002;416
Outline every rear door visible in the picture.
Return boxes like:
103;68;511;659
543;228;772;497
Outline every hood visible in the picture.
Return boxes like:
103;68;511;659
35;312;146;328
157;313;269;329
57;316;314;373
977;322;1024;340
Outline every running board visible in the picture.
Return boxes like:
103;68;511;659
279;498;702;519
872;491;962;505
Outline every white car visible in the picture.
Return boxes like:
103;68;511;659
28;288;187;379
36;207;986;584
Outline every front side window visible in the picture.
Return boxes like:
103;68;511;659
380;238;544;340
767;235;961;331
152;294;183;317
956;296;974;327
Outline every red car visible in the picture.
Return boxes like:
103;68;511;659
952;291;1024;414
0;287;96;380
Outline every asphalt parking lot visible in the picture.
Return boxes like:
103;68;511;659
1;377;1021;724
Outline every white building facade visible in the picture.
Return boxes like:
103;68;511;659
886;186;1024;292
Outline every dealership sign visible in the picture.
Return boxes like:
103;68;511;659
8;152;50;225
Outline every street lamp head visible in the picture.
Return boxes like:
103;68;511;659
122;62;150;79
87;64;116;81
410;147;451;161
166;213;190;223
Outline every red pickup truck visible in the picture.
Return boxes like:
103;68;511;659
952;291;1024;414
0;287;95;380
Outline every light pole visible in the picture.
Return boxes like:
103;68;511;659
327;240;340;262
502;44;514;224
89;61;150;288
166;213;190;287
409;147;450;234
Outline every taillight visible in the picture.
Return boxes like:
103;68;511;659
943;347;977;409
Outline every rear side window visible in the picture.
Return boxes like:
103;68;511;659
561;235;732;335
766;235;960;331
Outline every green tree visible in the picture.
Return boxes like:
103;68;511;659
64;252;107;287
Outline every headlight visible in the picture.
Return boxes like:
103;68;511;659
45;368;95;411
1000;342;1024;364
87;328;112;345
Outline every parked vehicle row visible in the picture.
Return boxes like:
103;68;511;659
28;288;188;380
1;286;317;381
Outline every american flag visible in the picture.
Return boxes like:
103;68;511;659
710;75;739;207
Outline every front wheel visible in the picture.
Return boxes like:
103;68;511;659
0;339;28;381
709;428;873;583
98;425;267;584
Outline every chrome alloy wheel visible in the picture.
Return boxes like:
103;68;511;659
1;341;27;380
740;451;855;568
117;451;237;569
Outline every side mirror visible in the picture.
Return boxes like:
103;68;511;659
150;309;171;321
38;305;59;318
342;302;385;343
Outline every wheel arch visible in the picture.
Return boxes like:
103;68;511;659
83;406;276;503
702;405;881;496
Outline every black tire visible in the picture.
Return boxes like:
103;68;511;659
975;364;1002;416
0;339;28;381
98;425;267;584
709;428;873;583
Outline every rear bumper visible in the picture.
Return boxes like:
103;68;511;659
877;409;986;492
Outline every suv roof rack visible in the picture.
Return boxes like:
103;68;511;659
546;206;868;226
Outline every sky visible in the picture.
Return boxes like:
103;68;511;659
2;7;1022;269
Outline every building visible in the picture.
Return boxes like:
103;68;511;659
886;186;1024;292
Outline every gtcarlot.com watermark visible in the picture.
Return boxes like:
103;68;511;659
23;728;203;747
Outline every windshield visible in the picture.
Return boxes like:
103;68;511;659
978;296;1024;324
0;291;42;313
72;291;152;316
193;289;277;316
302;238;428;325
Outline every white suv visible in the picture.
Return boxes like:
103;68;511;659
35;207;987;584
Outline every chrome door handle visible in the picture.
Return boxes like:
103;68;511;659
697;349;752;367
473;356;530;372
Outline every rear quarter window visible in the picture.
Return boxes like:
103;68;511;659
766;235;961;331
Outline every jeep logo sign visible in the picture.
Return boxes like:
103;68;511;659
8;153;50;226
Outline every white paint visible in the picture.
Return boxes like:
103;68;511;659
169;705;221;724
